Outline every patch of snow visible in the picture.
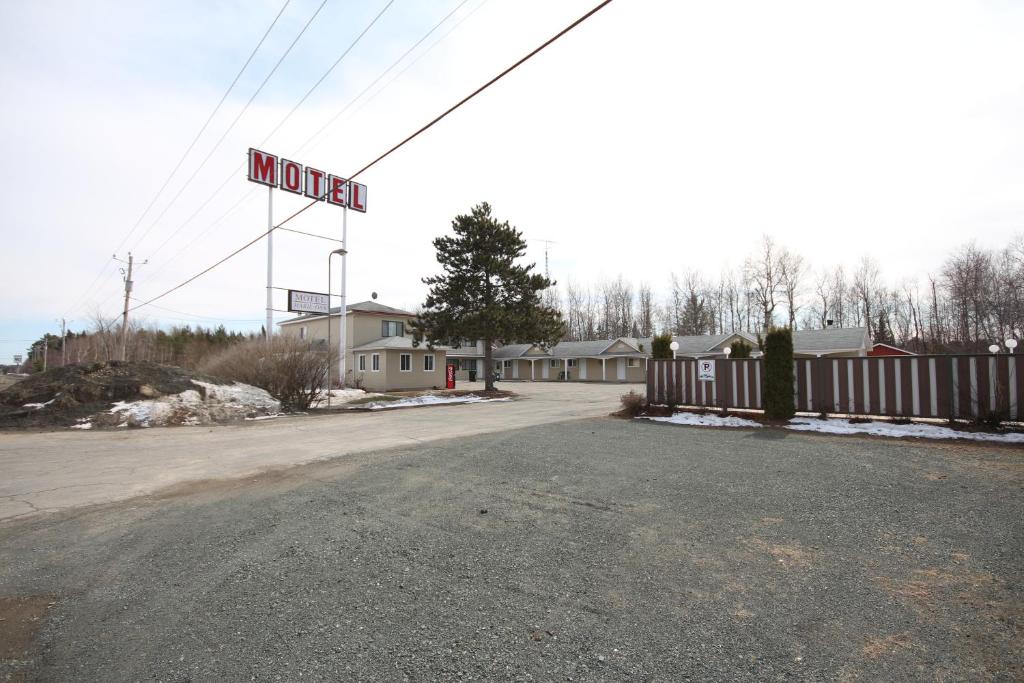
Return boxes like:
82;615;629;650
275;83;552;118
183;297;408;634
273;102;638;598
362;395;512;410
311;387;373;408
640;412;763;429
786;417;1024;443
70;420;92;430
103;381;280;428
22;397;56;410
245;414;282;421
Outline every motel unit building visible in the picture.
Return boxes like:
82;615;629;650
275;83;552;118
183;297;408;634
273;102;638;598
279;300;870;391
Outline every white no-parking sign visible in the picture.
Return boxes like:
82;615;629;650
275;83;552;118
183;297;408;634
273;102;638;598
698;359;716;381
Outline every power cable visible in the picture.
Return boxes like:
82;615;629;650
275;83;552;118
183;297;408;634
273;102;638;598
140;0;395;266
139;0;482;284
129;0;331;253
63;0;293;318
128;0;615;314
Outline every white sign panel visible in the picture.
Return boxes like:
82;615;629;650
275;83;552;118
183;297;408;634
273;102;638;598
698;359;716;382
288;290;330;315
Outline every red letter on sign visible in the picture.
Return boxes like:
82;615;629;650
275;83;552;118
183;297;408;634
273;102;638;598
348;181;367;213
326;175;347;206
280;159;303;195
304;167;326;200
248;148;277;186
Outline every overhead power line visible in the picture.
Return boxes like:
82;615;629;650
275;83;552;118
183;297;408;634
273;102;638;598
139;0;484;286
139;0;396;268
129;0;331;253
128;0;615;314
63;0;293;319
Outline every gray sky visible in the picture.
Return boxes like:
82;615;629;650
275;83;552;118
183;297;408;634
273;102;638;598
1;0;1022;361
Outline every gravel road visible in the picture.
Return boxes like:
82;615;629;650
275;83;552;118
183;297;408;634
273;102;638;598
1;418;1021;681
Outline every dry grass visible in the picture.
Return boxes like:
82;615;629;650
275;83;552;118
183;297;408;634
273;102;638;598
200;337;336;411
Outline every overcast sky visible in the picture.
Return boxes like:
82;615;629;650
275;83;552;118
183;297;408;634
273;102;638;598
1;0;1022;362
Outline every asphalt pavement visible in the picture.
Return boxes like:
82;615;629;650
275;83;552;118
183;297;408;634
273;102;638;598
1;417;1020;681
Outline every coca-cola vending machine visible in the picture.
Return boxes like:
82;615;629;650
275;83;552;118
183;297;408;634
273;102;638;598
446;364;456;389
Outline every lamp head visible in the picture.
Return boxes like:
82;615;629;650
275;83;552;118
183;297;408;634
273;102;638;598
1006;338;1018;350
989;344;1000;354
669;341;679;351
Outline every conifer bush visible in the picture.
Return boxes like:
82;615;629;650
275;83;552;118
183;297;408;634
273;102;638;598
763;327;795;420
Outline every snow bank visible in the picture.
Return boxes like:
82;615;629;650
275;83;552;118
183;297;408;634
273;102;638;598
311;388;372;408
362;395;512;411
102;380;281;428
641;412;762;429
786;417;1024;443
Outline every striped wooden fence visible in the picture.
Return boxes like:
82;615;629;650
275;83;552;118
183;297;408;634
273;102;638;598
647;358;764;410
647;354;1021;420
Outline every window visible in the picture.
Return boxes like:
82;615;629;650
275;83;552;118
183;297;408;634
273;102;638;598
550;359;560;368
495;362;501;372
400;353;411;372
381;320;404;337
503;360;513;369
299;326;307;340
358;354;366;371
424;354;435;371
371;353;380;372
567;359;578;368
627;358;640;368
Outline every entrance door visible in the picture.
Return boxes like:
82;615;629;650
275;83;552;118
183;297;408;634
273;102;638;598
617;358;626;380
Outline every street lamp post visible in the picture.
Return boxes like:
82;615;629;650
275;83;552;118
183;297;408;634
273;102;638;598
669;340;679;360
326;247;348;409
1006;338;1018;354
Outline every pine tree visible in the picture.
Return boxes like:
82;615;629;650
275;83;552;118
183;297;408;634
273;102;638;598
411;202;564;391
874;309;895;346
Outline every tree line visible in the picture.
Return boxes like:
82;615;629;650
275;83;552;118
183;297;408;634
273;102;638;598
24;316;257;372
557;235;1024;353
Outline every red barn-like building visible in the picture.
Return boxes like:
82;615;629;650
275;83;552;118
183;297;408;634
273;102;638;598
869;342;914;357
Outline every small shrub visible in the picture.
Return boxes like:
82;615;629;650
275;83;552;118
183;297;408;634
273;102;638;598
199;336;337;411
763;327;795;420
729;339;753;358
651;333;674;359
620;390;646;417
978;409;1007;431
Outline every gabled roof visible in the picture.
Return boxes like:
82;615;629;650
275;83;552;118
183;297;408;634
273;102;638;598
550;338;643;357
278;300;415;325
493;344;537;359
792;327;868;352
350;336;447;352
634;332;757;355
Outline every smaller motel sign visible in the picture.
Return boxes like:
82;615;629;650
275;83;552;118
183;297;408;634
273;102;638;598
248;148;367;212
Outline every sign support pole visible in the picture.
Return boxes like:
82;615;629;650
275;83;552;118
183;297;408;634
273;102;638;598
265;186;273;344
338;203;348;387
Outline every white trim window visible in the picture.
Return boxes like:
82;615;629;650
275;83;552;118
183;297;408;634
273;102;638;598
424;354;435;371
503;360;513;369
627;358;639;367
400;353;411;372
567;359;578;368
358;354;366;371
549;359;560;368
381;320;404;337
371;353;380;372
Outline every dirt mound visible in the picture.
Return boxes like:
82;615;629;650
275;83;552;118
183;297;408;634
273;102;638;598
0;361;247;429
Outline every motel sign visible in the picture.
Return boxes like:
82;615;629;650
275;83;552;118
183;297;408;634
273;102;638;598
247;148;367;212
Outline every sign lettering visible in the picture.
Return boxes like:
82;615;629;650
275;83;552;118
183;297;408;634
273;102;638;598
287;289;331;315
248;148;367;212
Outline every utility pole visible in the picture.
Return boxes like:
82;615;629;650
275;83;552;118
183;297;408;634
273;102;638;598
114;253;147;362
59;318;67;366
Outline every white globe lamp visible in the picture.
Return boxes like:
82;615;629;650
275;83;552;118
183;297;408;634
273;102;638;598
1006;339;1018;354
989;344;1000;354
669;340;679;359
